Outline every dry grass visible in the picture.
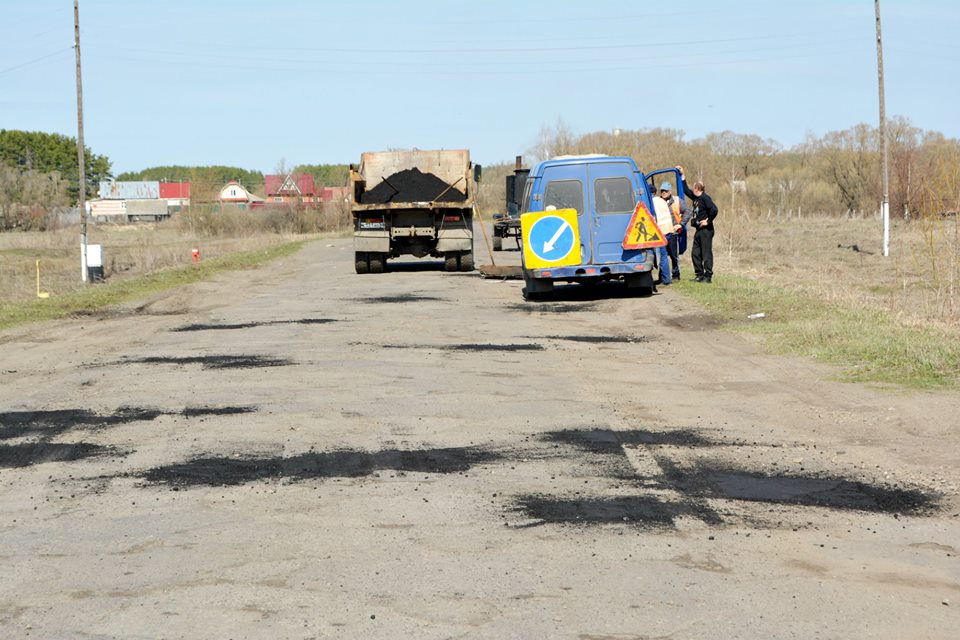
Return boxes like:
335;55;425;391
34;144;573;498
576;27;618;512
0;206;350;303
712;213;960;333
676;211;960;387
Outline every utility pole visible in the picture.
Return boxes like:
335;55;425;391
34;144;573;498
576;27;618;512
875;0;890;257
74;0;88;281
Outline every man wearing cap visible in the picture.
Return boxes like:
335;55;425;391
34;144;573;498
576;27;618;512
658;182;690;281
650;188;675;286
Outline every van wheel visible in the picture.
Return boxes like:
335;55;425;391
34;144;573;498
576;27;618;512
355;252;369;274
492;235;503;251
368;253;384;274
459;251;474;272
444;252;458;272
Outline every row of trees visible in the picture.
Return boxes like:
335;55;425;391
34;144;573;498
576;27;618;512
519;117;960;219
0;130;112;229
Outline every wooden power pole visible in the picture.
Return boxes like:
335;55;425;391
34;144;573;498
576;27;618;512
74;0;88;281
875;0;890;257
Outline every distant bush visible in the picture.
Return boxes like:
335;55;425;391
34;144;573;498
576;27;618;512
173;203;349;237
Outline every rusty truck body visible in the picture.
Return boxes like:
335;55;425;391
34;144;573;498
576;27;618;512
349;149;480;273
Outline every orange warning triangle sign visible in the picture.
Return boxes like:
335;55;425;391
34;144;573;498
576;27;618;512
622;201;667;249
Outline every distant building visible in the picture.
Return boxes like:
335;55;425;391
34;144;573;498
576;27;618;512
264;173;320;205
159;182;191;208
218;180;264;206
99;180;160;200
320;186;350;203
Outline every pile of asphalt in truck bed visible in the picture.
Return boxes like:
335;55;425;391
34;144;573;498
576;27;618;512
360;168;467;204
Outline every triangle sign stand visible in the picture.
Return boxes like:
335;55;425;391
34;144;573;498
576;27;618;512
622;201;667;250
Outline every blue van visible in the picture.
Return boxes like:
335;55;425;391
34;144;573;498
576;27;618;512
519;155;683;299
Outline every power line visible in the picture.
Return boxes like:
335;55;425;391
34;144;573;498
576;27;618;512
0;47;72;75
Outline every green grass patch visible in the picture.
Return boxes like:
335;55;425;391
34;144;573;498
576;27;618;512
674;275;960;388
0;239;309;331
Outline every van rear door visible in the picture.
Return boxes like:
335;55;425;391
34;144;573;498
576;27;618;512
588;161;644;264
540;163;592;264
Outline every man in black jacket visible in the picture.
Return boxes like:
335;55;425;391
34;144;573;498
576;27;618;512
677;165;718;283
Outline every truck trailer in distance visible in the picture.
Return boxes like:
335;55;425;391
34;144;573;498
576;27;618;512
350;149;480;273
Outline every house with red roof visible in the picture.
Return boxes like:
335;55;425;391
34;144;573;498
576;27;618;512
264;173;320;206
159;182;191;208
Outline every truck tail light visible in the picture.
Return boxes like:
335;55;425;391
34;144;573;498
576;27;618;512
443;215;462;222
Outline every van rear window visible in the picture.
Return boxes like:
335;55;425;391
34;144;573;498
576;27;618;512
594;177;635;214
543;180;583;213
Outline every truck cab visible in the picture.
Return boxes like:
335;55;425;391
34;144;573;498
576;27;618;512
519;155;682;298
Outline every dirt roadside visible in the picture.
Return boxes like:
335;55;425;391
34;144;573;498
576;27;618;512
1;239;958;639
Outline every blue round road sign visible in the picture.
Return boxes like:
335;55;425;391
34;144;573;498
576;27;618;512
529;215;576;262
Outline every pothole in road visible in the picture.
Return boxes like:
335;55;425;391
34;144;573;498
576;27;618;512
0;442;123;469
172;318;337;331
662;313;723;331
1;406;256;440
140;446;503;488
119;355;292;369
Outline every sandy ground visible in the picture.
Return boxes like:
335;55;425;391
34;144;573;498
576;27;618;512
1;238;958;639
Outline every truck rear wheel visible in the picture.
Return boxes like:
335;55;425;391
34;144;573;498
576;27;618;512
444;252;458;272
459;251;474;272
492;235;503;251
355;252;369;274
369;253;385;274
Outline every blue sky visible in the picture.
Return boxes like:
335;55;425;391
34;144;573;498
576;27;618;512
1;0;957;174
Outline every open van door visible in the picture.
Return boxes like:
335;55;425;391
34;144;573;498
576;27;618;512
645;168;685;205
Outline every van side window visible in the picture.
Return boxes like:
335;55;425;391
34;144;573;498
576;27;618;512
594;177;635;214
543;180;583;213
520;178;533;213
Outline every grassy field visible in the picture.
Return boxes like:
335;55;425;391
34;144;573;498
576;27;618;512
678;214;960;387
0;239;311;331
0;205;353;331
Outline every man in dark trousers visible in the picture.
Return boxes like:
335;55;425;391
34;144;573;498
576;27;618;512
676;165;718;283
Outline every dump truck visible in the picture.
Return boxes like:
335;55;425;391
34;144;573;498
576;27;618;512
491;155;529;251
350;149;481;273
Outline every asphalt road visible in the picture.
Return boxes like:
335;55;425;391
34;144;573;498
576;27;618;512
1;239;958;639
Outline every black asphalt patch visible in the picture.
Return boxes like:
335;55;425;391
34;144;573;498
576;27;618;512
508;303;599;313
514;495;723;528
359;295;442;303
120;355;291;369
0;442;122;468
172;318;336;331
542;428;716;454
657;460;937;514
544;335;649;344
445;344;544;352
1;406;256;440
379;343;544;352
141;446;502;488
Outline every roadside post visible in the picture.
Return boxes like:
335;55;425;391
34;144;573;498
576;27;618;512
192;248;200;266
36;260;50;299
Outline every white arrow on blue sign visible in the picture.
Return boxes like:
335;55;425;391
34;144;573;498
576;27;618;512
528;215;576;262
